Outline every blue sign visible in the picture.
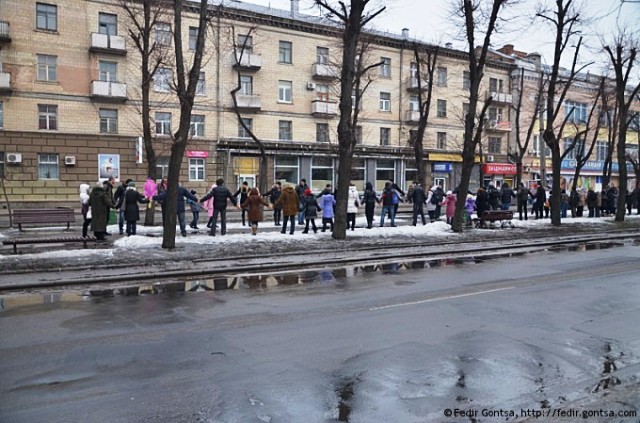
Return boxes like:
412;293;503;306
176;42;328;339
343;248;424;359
433;163;452;172
561;159;630;173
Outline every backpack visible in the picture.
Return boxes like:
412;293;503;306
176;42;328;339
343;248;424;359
431;190;443;205
392;190;400;205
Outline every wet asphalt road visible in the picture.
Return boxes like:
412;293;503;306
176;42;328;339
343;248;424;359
1;245;640;423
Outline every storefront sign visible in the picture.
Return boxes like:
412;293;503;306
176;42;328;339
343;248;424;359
483;163;517;175
429;153;482;163
186;150;209;158
433;163;452;172
561;159;630;173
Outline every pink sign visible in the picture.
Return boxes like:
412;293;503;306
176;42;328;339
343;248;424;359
483;163;517;175
187;150;209;158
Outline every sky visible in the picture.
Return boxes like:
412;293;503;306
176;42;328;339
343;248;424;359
236;0;640;72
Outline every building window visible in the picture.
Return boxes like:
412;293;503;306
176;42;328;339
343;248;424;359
463;103;470;120
99;109;118;133
279;120;292;140
278;80;292;103
99;13;117;35
240;75;253;95
316;47;329;64
189;115;205;137
437;66;447;87
38;153;59;179
409;95;420;111
155;22;172;46
380;127;390;146
155;112;171;135
238;34;253;52
274;156;299;186
36;3;57;31
488;106;503;122
316;123;329;143
311;157;334;192
238;118;253;138
37;54;57;81
595;140;608;161
355;125;362;145
563;137;584;160
189;158;205;181
409;62;418;79
380;57;391;77
380;92;391;112
488;137;502;154
489;77;504;93
565;101;588;123
437;99;447;118
316;84;329;101
156;157;169;179
154;68;172;92
196;72;205;95
437;132;447;150
279;41;292;64
0;152;4;179
38;104;57;130
463;71;470;90
351;158;366;191
99;61;118;82
376;159;395;191
533;135;551;158
0;101;3;128
188;27;198;50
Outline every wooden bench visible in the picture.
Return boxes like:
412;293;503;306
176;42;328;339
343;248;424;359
2;235;98;254
13;208;76;231
475;210;514;229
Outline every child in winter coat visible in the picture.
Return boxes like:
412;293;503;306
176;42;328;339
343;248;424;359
464;194;476;226
203;183;216;228
302;188;320;233
241;188;268;235
187;189;202;229
347;183;360;231
442;190;457;225
320;188;336;232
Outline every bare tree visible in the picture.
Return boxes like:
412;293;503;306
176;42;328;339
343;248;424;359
536;0;588;226
161;0;210;249
314;0;385;240
604;31;640;221
600;85;618;186
410;43;438;187
627;111;640;186
451;0;508;232
510;67;545;186
229;26;268;193
119;0;169;226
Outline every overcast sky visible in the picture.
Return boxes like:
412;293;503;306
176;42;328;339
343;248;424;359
238;0;640;73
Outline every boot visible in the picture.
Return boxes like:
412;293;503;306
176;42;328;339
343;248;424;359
251;225;257;236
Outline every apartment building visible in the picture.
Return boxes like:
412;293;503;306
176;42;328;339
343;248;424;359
0;0;514;207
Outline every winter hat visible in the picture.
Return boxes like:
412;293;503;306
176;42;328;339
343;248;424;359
190;189;197;195
304;188;312;196
127;181;136;187
446;190;452;195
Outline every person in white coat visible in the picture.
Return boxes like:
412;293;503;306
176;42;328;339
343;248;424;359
426;185;437;223
79;183;91;238
347;183;360;231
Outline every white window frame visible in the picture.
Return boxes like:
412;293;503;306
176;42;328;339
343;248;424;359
38;104;57;130
37;54;57;82
190;114;205;137
240;75;253;95
38;153;59;180
189;158;205;181
278;80;292;103
154;68;172;92
99;60;118;82
99;108;118;134
437;99;447;118
98;13;117;36
196;71;205;95
155;112;171;136
379;92;391;112
155;22;172;46
409;95;419;111
380;57;391;77
36;3;57;31
316;47;329;64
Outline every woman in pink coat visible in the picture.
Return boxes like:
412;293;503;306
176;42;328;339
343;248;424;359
203;183;216;228
441;190;457;225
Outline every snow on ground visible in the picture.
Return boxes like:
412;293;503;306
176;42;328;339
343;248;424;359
2;213;639;261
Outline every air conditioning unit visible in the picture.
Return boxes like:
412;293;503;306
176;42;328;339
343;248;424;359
306;82;316;91
7;153;22;164
65;156;76;166
486;155;495;162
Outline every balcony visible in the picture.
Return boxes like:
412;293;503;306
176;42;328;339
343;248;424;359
405;110;420;122
488;91;512;104
91;80;127;102
311;100;338;117
235;94;261;111
312;63;338;80
233;50;262;71
486;120;512;132
89;33;127;55
407;77;429;91
0;21;10;43
0;71;11;94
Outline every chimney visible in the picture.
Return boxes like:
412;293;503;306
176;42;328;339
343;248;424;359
402;28;409;40
498;44;514;55
290;0;299;17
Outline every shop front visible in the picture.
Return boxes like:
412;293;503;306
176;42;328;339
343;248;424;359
482;163;517;188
